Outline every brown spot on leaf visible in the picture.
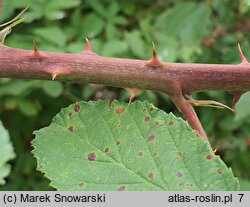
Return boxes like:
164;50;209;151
176;172;182;177
109;99;113;106
138;151;143;157
117;185;125;191
206;155;212;160
142;108;146;112
115;107;125;114
116;140;121;146
74;104;80;112
144;116;150;122
116;120;122;127
179;183;184;187
79;182;84;187
68;126;74;132
87;152;96;161
104;148;109;153
148;172;154;180
155;121;160;126
217;168;222;174
149;107;154;111
168;121;174;126
147;134;155;142
176;151;181;157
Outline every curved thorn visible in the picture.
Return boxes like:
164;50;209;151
85;37;91;51
231;91;244;108
33;40;38;53
51;73;57;80
152;42;157;59
237;43;248;63
145;42;163;68
32;40;46;59
44;66;71;80
126;87;140;104
213;148;217;153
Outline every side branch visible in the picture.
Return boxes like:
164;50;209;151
170;93;207;140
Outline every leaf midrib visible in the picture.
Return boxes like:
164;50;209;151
71;106;164;190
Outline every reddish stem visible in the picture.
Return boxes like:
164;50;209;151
0;43;249;143
170;93;207;140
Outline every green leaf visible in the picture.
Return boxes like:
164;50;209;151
85;0;107;18
126;31;149;59
44;0;80;20
0;120;15;185
234;92;250;121
17;99;39;117
139;16;154;42
32;27;67;47
107;1;120;18
113;15;127;25
10;0;80;21
0;0;15;22
81;13;104;38
154;32;178;62
42;81;63;98
155;2;211;46
179;4;211;45
120;1;135;16
0;80;41;97
33;100;239;191
102;39;128;56
105;23;121;40
244;0;250;5
5;33;34;49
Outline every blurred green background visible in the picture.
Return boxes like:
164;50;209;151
0;0;250;190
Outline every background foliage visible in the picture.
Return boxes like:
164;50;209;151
0;0;250;190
